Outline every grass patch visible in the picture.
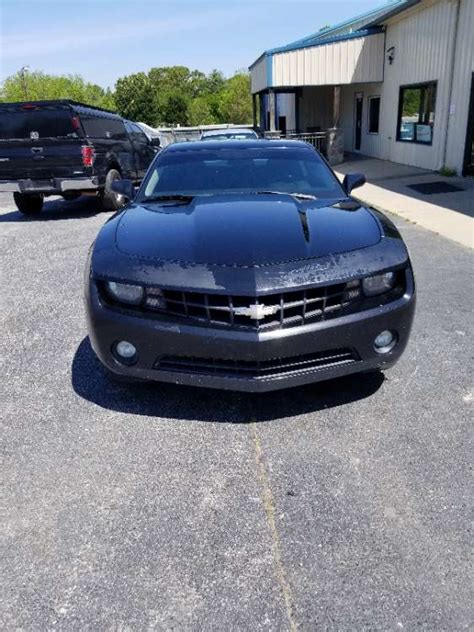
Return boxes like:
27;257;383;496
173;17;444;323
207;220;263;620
439;166;457;177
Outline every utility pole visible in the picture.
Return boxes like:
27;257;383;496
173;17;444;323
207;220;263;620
20;66;29;100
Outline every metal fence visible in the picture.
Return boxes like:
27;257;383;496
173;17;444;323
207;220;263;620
263;130;327;155
146;124;257;148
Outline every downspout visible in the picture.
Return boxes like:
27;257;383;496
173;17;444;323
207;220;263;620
441;0;461;171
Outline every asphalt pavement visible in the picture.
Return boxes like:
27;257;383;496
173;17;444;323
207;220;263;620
1;193;472;630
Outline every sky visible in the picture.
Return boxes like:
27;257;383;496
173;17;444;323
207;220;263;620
1;0;388;88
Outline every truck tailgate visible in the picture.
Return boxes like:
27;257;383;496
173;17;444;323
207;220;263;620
0;139;86;180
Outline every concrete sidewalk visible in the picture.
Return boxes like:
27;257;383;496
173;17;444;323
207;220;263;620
334;157;474;249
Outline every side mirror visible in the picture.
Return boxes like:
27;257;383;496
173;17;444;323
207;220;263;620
343;172;366;195
150;136;161;148
111;178;135;201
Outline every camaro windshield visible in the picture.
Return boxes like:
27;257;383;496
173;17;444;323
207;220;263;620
140;146;345;201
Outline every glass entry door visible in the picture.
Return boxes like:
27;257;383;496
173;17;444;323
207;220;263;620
464;74;474;176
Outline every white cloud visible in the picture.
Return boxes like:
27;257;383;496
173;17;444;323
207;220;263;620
2;7;254;59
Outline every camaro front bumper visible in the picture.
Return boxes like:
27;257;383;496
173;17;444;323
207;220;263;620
85;277;416;392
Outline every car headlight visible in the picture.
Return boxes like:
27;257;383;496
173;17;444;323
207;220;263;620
362;272;396;296
105;281;144;305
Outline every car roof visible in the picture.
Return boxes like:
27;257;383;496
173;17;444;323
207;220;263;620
0;99;119;116
166;139;314;151
201;128;257;137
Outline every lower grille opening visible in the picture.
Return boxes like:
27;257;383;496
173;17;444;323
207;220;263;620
154;348;359;379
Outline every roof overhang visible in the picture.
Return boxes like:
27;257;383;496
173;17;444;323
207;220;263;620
251;28;385;94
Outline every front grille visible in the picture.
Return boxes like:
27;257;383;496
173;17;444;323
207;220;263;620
144;282;359;331
155;349;358;379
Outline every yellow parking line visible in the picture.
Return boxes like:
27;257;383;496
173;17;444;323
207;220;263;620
251;421;297;632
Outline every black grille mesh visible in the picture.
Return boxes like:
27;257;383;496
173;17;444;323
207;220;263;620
144;283;357;331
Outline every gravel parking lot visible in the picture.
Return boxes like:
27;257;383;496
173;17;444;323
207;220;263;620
1;193;472;629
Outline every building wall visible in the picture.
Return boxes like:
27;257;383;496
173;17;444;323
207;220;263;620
261;93;297;131
252;0;473;172
340;83;385;156
272;32;385;87
380;0;459;170
338;0;473;172
298;87;335;131
250;57;268;94
444;0;474;172
276;93;296;131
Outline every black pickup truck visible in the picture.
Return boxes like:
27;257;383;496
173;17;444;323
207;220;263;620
0;100;160;215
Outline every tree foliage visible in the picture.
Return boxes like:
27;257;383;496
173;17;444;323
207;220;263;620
0;70;114;109
0;66;254;127
113;66;252;127
217;73;253;125
113;72;155;123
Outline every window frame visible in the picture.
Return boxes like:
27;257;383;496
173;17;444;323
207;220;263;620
367;95;381;135
128;122;150;144
396;81;437;146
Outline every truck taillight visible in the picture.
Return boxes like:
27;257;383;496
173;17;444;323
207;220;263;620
81;145;95;167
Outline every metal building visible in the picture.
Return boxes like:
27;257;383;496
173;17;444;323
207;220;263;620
249;0;474;175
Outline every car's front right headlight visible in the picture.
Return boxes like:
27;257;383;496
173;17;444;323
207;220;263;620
105;281;144;305
362;271;396;297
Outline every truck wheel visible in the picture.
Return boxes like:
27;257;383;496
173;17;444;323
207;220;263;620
13;193;44;215
101;169;125;211
62;192;81;202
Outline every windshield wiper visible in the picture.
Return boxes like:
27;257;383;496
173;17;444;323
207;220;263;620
252;191;318;200
142;194;195;204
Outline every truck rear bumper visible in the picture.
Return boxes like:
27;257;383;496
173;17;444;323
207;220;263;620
0;177;99;194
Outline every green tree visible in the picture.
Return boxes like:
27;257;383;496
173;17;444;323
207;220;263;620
188;96;218;126
201;69;226;95
114;72;156;124
0;70;115;110
218;73;253;124
161;93;189;126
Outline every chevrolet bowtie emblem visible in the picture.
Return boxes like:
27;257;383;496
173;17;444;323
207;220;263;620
233;304;279;320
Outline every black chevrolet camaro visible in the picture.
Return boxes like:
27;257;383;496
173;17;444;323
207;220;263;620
84;140;415;392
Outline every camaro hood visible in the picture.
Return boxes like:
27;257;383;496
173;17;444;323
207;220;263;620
115;194;381;266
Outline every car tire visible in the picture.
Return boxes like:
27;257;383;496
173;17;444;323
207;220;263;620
13;192;44;215
100;169;125;211
62;192;81;202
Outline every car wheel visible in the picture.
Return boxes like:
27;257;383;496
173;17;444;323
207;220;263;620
62;192;81;202
13;192;44;215
101;169;125;211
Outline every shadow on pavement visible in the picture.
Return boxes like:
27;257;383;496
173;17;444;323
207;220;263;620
0;196;106;222
72;337;384;423
338;155;474;219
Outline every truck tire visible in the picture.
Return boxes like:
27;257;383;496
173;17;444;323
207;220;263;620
62;192;81;202
13;193;44;216
100;169;125;211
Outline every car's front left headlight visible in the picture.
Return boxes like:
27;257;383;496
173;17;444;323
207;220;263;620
105;281;144;305
362;271;396;297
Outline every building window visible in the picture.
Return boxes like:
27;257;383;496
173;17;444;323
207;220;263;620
397;82;437;145
368;96;381;134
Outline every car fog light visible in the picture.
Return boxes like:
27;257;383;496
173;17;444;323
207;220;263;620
374;330;397;353
114;340;137;363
